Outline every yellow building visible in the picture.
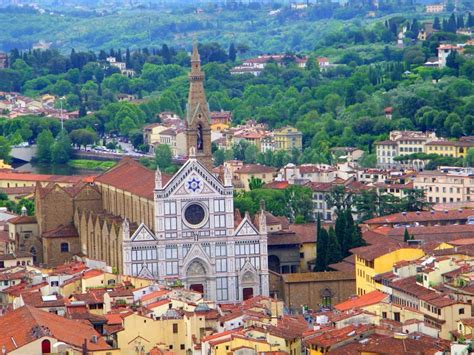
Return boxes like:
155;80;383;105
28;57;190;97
353;244;425;295
233;164;276;191
273;126;303;152
425;140;473;158
116;311;199;354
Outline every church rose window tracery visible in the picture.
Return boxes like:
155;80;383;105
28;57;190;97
184;203;206;226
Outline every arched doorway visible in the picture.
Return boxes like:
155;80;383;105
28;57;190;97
41;339;51;354
186;260;208;297
240;270;258;301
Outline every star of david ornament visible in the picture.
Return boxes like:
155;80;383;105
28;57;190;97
187;177;201;193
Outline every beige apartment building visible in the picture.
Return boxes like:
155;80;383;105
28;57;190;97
375;131;439;169
414;169;474;204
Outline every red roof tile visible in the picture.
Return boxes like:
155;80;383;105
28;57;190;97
0;305;112;352
335;290;388;311
95;158;171;200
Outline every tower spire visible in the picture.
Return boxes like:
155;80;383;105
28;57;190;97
185;41;213;171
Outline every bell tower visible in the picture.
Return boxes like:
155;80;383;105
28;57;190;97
186;42;213;171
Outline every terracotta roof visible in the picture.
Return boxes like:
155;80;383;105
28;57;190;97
390;276;435;298
356;334;450;354
21;291;66;308
364;209;474;225
42;224;78;239
95;158;171;200
350;242;414;261
335;290;388;311
0;305;112;352
8;215;36;225
0;172;92;184
234;164;276;174
263;180;289;190
304;324;374;348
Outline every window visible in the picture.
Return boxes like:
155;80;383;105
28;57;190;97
173;323;178;334
180;344;185;350
165;246;178;259
166;262;178;275
50;281;59;287
394;312;400;322
217;277;228;301
60;242;69;253
382;312;387;319
214;214;226;228
0;261;4;269
215;243;227;257
216;259;227;272
164;202;176;215
459;308;465;315
214;199;225;212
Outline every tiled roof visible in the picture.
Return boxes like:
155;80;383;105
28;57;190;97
263;180;289;190
0;305;112;352
304;324;374;348
335;290;388;311
42;224;78;239
350;242;411;261
364;209;474;225
95;158;171;200
8;215;36;225
235;164;276;174
0;171;93;183
21;291;65;308
356;334;450;354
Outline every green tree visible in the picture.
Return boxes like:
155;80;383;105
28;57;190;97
228;43;237;62
155;144;173;170
69;129;97;148
36;129;54;163
465;148;474;167
327;227;342;265
0;137;11;162
248;176;264;190
52;131;72;164
213;148;226;167
404;228;410;242
244;144;258;164
315;216;329;272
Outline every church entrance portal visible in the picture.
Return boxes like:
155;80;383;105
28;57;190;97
186;260;208;298
190;284;204;293
243;287;254;300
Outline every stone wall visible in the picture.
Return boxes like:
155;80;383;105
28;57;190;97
43;236;81;266
280;272;356;311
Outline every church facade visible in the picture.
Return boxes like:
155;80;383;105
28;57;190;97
121;44;269;302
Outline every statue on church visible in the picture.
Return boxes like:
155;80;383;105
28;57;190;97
197;124;203;151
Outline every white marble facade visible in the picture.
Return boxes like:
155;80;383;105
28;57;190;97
123;155;269;303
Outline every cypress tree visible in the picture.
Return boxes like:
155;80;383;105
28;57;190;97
327;227;342;265
315;222;329;272
457;14;465;29
335;211;346;257
404;228;410;242
229;43;237;62
468;13;474;27
433;17;441;30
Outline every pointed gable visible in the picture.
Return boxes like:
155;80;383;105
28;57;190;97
160;158;227;197
234;215;260;237
130;223;156;242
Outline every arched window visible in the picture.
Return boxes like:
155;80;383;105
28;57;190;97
30;247;37;263
60;242;69;253
41;339;51;354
